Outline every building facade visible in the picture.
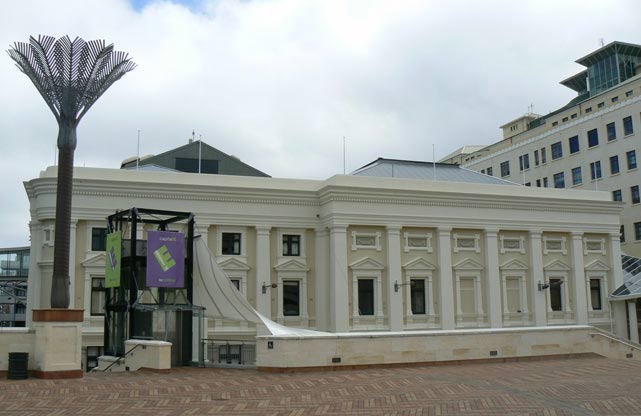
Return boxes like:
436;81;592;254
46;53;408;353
0;246;28;327
24;165;628;368
462;41;641;256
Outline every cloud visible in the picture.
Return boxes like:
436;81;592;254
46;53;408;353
1;0;641;246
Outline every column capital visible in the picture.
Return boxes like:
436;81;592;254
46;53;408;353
570;231;584;239
437;226;452;235
528;230;543;238
329;225;347;233
314;227;329;237
255;225;271;235
609;232;621;240
386;225;402;234
484;228;500;236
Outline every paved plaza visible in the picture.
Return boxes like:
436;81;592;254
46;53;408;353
2;356;641;415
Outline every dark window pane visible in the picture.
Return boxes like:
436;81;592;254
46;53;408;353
569;136;580;154
610;156;620;174
283;280;300;316
571;167;582;185
636;222;641;240
607;122;617;141
551;142;563;159
613;190;622;201
587;129;599;148
358;279;375;316
500;161;510;177
222;233;241;255
627;150;637;170
91;278;106;316
554;172;565;188
410;279;426;314
283;234;301;256
550;279;563;311
590;279;602;310
91;228;107;251
624;116;634;136
632;186;640;204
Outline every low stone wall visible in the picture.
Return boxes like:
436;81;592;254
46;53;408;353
0;328;35;373
256;325;640;371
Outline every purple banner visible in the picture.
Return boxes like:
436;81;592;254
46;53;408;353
146;231;185;288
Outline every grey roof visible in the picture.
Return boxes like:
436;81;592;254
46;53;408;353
610;254;641;301
122;163;180;172
351;158;518;186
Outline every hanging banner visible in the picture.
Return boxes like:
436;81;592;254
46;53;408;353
105;231;121;288
146;230;185;288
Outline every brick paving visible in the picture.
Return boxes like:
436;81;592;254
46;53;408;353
2;357;641;415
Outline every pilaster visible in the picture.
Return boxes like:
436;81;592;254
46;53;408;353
26;221;42;327
484;228;502;328
68;220;78;308
528;231;547;326
314;228;330;331
437;227;455;330
609;232;628;337
571;232;588;324
255;226;272;318
329;225;349;332
386;226;403;331
628;301;639;343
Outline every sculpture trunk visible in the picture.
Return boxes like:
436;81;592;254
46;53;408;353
51;123;77;309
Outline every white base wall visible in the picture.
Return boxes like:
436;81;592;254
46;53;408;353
256;325;641;370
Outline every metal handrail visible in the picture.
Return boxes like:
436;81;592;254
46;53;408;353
92;343;145;372
589;331;641;352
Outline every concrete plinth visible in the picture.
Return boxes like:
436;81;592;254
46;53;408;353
32;309;83;379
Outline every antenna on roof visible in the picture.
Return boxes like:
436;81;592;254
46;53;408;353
527;103;534;115
136;129;141;171
432;144;436;181
198;134;202;174
599;38;605;47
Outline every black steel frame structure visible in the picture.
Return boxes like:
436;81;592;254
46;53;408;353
104;208;196;365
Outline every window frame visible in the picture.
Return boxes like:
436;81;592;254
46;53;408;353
551;142;563;160
553;172;565;188
624;116;634;136
587;129;599;148
90;277;106;316
500;161;510;178
607;122;617;141
571;166;582;186
610;155;620;175
627;150;637;170
632;185;640;205
568;136;580;154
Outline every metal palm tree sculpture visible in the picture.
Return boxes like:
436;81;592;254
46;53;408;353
8;35;136;308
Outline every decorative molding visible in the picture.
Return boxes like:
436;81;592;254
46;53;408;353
274;258;310;272
543;236;567;255
453;233;480;253
500;258;528;270
217;257;251;271
402;257;436;271
584;259;610;272
543;259;571;271
583;238;606;256
403;232;433;253
500;235;525;254
349;257;385;270
351;231;382;252
81;253;106;268
452;258;484;271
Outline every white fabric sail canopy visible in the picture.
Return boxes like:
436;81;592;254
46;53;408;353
193;236;326;336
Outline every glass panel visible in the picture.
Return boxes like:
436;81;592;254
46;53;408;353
506;277;520;313
590;279;602;310
550;279;563;311
460;278;475;314
91;228;107;251
410;279;426;314
222;233;241;255
358;279;374;316
283;280;300;316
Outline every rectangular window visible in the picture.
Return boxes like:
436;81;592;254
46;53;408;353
175;158;219;174
91;278;106;316
585;107;592;113
587;129;599;148
357;279;375;316
283;280;300;316
626;90;633;97
562;117;569;122
632;186;640;204
553;172;565;188
552;121;559;126
230;279;240;290
590;161;602;180
541;147;547;164
610;155;620;174
613;189;622;201
590;279;602;311
534;150;540;166
543;177;549;188
571;167;582;186
624;116;634;136
607;122;617;141
410;279;426;315
550;278;563;312
621;225;626;243
500;161;510;177
571;113;577;119
627;150;637;170
486;166;493;176
612;96;619;103
459;277;475;314
519;154;530;171
568;136;580;154
506;277;521;313
91;228;108;251
282;234;301;256
221;232;241;255
635;222;641;240
525;182;531;187
598;102;605;108
536;179;541;187
551;142;563;160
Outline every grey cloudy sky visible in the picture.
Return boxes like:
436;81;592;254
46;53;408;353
1;0;641;247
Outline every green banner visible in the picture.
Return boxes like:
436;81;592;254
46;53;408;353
105;231;121;288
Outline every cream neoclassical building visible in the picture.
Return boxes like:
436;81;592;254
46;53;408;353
23;164;627;369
